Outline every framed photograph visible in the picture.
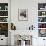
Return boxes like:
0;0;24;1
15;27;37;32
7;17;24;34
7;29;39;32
18;9;28;21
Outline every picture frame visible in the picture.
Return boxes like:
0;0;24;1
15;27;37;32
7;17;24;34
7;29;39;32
18;9;28;21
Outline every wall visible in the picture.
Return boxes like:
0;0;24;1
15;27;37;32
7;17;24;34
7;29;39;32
11;0;46;46
11;0;38;30
11;0;46;30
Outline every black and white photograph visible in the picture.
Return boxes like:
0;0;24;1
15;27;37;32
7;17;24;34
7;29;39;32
18;9;28;21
